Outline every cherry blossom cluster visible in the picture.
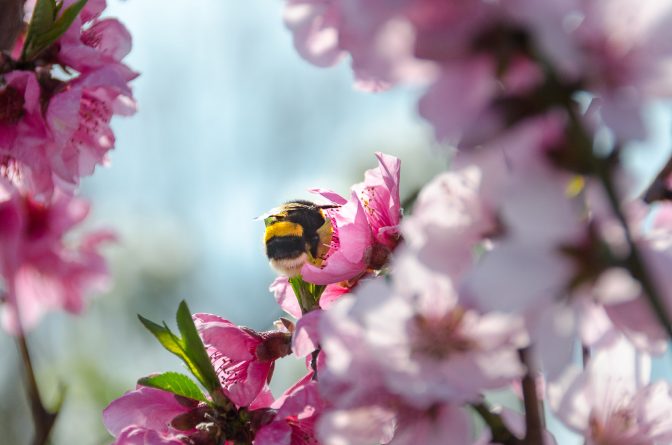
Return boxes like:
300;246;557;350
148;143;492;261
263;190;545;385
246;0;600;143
104;0;672;444
0;0;135;333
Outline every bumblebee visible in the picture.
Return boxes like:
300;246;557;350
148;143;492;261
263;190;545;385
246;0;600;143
261;200;334;277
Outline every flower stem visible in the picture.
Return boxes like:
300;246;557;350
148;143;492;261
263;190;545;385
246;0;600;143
16;334;58;445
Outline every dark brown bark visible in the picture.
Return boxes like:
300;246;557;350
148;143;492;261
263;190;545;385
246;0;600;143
0;0;23;51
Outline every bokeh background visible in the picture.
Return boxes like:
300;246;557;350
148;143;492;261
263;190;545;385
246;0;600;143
1;1;671;444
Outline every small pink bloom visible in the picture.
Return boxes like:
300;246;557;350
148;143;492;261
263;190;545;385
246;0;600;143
194;313;291;408
58;17;133;72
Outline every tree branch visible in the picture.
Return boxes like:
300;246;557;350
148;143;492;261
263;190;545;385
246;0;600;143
0;0;23;52
471;402;522;445
519;348;544;445
16;334;59;445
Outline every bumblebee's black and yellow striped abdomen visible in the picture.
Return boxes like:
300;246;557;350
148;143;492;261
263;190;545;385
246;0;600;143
262;200;333;277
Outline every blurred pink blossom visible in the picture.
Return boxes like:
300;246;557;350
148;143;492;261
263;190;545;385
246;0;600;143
0;179;113;334
0;71;53;197
548;337;672;445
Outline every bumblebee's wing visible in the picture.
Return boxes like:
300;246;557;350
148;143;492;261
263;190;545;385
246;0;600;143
254;201;340;222
253;204;289;221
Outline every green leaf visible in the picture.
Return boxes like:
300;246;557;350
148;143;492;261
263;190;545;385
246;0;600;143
138;372;208;403
137;315;183;356
137;301;222;401
27;0;57;40
175;301;221;392
23;0;88;61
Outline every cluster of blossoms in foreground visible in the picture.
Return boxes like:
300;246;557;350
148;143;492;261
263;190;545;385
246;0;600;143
0;0;135;334
105;0;672;444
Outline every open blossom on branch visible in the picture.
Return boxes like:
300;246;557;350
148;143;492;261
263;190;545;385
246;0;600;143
194;313;292;408
548;337;672;445
0;178;113;334
0;0;137;198
301;152;401;285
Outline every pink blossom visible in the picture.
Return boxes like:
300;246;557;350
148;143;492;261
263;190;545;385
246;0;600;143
398;165;492;287
103;386;195;444
255;381;323;445
318;399;473;445
113;427;184;445
194;313;291;408
292;309;320;358
0;179;113;334
57;17;133;73
0;71;53;197
301;153;401;285
418;55;543;146
283;0;435;90
514;0;672;140
46;64;137;188
270;276;303;319
353;152;401;251
283;0;343;68
301;191;371;285
354;279;527;407
55;0;132;73
548;337;672;445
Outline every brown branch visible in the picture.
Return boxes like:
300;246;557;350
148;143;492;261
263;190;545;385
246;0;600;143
519;348;544;445
643;156;672;203
16;334;59;445
0;0;23;52
471;402;522;445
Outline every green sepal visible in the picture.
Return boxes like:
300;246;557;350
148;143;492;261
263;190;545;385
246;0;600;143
138;372;209;404
22;0;88;61
137;301;222;400
289;276;325;314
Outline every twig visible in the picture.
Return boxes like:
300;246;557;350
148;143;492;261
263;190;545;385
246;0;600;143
0;0;23;52
563;103;672;341
519;348;544;445
471;402;522;445
16;334;59;445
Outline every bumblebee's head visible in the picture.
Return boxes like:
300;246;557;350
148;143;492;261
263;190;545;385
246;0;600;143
262;200;333;277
